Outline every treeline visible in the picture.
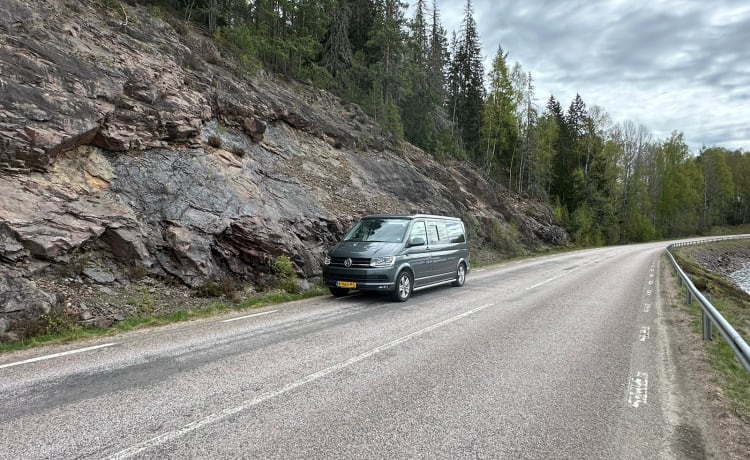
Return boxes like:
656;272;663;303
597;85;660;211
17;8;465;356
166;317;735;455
142;0;749;244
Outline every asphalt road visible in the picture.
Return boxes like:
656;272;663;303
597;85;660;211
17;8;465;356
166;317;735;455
0;242;695;459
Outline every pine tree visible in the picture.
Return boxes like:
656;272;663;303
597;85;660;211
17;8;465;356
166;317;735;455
450;0;485;160
322;0;353;80
366;0;407;135
427;0;449;105
400;0;432;149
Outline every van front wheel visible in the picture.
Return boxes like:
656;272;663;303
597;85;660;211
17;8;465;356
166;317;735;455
391;271;412;302
452;262;467;287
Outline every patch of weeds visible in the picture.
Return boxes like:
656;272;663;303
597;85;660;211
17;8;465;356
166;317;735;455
706;337;750;422
147;4;162;19
208;135;222;148
272;255;299;294
230;146;246;158
128;288;154;317
128;265;149;280
0;306;86;350
488;217;523;257
195;276;240;299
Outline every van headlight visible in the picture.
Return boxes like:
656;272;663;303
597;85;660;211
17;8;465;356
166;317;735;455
324;255;331;265
370;256;395;268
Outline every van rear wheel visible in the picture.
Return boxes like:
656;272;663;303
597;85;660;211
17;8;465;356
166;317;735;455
329;287;349;297
452;262;466;287
391;270;412;302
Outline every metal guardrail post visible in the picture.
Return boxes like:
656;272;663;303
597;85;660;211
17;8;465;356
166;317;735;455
686;287;692;305
702;292;712;341
703;312;712;340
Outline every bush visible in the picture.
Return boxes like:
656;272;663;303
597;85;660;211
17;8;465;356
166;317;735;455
272;255;298;294
208;135;222;148
196;277;240;299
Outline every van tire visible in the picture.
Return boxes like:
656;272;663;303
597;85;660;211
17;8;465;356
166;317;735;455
452;262;467;287
391;270;412;302
329;287;349;297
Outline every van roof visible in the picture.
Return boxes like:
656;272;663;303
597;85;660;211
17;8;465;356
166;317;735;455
360;214;462;221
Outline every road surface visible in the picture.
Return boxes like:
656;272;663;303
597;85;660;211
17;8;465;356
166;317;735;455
0;243;699;459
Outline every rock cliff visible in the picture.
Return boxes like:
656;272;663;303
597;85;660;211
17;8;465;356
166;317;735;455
0;0;567;340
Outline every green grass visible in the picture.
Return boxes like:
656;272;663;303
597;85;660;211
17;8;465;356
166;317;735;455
0;287;328;354
671;246;750;421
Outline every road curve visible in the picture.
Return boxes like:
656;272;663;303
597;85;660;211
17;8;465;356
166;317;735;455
0;242;697;459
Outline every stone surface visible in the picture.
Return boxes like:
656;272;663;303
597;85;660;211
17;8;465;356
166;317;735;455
0;0;569;338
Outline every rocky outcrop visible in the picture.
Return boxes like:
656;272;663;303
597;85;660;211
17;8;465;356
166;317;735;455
0;0;568;339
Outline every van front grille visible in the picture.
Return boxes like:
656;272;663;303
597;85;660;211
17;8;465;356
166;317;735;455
330;257;371;267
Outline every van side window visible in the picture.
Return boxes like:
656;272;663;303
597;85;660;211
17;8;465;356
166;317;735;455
445;222;466;243
427;223;439;244
409;221;427;244
427;221;449;244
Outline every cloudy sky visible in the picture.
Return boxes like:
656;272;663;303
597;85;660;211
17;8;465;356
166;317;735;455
425;0;750;153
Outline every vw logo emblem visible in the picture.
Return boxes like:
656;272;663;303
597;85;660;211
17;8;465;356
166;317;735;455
344;258;352;267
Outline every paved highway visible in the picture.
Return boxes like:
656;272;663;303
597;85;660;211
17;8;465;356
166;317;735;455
0;243;696;459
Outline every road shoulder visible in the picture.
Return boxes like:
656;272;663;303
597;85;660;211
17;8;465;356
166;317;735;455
660;254;749;459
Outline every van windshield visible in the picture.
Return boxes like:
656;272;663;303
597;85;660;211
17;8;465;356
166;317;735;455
342;218;409;243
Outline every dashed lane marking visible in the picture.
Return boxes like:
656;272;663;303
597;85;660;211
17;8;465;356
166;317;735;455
109;303;495;459
220;310;278;323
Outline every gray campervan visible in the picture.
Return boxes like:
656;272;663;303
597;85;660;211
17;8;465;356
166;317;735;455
322;214;470;301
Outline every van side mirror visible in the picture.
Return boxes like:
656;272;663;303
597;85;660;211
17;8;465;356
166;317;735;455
408;236;426;247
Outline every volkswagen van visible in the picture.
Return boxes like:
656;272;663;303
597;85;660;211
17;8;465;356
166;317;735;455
322;214;470;301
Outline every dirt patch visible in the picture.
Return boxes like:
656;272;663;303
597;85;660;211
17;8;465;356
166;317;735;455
660;256;750;459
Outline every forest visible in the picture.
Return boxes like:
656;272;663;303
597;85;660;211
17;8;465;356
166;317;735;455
142;0;750;245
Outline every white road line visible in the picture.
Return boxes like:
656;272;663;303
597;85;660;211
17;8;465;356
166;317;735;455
0;343;117;370
525;258;602;290
108;303;494;459
526;273;566;290
220;310;278;323
639;326;650;342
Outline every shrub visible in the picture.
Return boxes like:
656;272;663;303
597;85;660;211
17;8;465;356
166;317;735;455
208;135;222;148
196;277;239;298
272;255;298;294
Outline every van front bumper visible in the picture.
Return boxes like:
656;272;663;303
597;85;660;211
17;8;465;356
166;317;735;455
322;266;395;291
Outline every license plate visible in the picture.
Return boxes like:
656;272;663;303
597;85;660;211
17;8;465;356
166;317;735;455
337;281;357;288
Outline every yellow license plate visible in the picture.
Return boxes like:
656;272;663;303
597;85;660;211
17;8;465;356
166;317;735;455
337;281;357;289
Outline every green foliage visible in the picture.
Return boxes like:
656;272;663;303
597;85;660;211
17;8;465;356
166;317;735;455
481;46;519;183
146;0;743;247
672;244;750;418
272;255;299;294
487;217;523;256
196;277;240;299
128;288;155;317
230;145;246;157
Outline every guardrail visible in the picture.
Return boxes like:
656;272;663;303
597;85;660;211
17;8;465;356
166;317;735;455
666;236;750;374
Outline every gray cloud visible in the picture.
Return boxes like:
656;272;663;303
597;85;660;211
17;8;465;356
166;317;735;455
430;0;750;151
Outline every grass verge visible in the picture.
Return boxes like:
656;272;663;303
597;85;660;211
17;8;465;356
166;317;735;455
0;286;328;354
671;245;750;422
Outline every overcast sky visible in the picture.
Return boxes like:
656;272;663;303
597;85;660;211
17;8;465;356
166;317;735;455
424;0;750;153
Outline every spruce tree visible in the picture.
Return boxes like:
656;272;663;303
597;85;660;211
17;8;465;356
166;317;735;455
322;0;353;80
451;0;485;159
